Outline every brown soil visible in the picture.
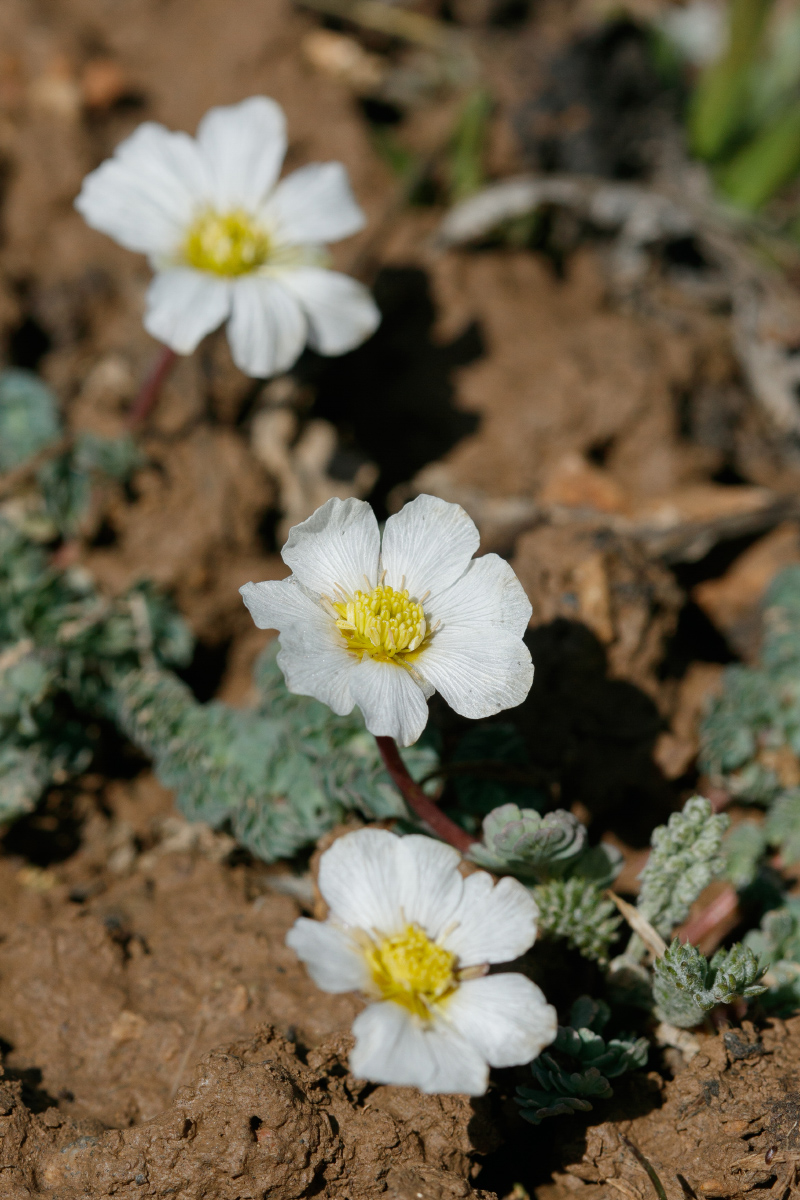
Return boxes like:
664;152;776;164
5;0;800;1195
0;778;498;1198
3;1029;497;1200
540;1018;800;1200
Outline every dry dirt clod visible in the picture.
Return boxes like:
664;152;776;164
540;1017;800;1200
511;521;681;698
692;522;800;662
2;1026;497;1199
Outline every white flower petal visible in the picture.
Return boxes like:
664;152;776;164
349;656;429;747
434;553;533;636
417;553;533;718
276;634;356;717
417;624;533;721
240;577;355;716
267;162;366;244
350;1001;488;1094
239;576;310;633
227;276;307;377
380;495;480;601
196;96;286;211
445;973;557;1068
286;918;370;993
75;122;210;257
318;827;403;933
394;835;464;939
144;268;230;353
444;873;538;966
281;496;381;597
279;268;380;356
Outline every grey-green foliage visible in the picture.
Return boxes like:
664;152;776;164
746;897;800;964
744;899;800;1014
0;367;140;540
0;516;193;819
516;995;648;1124
0;488;436;855
0;506;436;854
39;431;141;538
701;567;800;806
724;819;768;890
0;368;439;855
469;804;587;879
533;876;622;964
636;796;729;939
469;803;622;886
765;789;800;865
652;938;767;1028
0;369;61;469
110;649;434;862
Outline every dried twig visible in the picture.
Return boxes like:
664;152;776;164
607;891;667;959
296;0;464;53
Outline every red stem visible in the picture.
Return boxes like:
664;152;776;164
375;736;476;854
677;883;740;953
127;345;178;428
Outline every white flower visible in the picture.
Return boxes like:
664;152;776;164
287;827;557;1094
75;96;380;377
240;493;534;746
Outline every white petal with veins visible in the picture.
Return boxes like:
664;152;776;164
75;96;379;376
288;828;552;1095
144;268;230;353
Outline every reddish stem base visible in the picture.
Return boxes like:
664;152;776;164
375;736;475;854
127;345;178;428
677;883;740;954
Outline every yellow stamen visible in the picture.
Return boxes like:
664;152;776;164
365;924;457;1019
184;208;271;276
332;584;430;664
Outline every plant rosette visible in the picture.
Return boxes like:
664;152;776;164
240;493;534;746
75;96;380;377
288;827;557;1094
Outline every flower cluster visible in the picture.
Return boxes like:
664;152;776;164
76;96;380;377
288;827;557;1094
241;493;534;746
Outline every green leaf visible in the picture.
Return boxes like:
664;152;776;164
717;102;800;210
653;938;767;1028
637;796;729;939
766;789;800;865
688;0;774;161
447;87;493;205
533;876;622;964
469;803;586;880
0;369;61;471
724;819;767;889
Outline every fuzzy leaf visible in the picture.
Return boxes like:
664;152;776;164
637;796;729;938
533;877;622;964
0;369;60;472
653;938;767;1028
469;804;586;880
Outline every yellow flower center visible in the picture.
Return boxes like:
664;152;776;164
331;584;429;663
365;924;457;1019
184;209;271;276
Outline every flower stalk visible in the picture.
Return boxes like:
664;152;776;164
375;735;475;854
127;345;177;428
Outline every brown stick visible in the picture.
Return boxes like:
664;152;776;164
375;736;475;853
127;344;178;428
